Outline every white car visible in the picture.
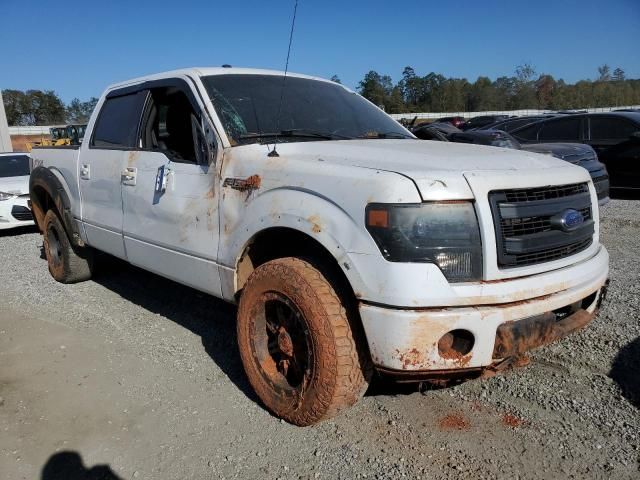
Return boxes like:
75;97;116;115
0;152;34;230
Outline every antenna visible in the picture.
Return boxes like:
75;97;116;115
268;0;299;158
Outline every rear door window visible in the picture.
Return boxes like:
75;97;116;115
512;123;540;141
91;92;147;148
502;118;542;132
589;117;637;141
538;117;582;141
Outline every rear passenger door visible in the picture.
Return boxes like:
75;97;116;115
120;78;223;296
537;116;583;143
79;90;147;259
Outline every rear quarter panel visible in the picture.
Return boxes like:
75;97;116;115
30;147;82;219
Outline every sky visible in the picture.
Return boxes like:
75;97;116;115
1;0;639;103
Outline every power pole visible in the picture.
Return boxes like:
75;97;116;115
0;90;12;152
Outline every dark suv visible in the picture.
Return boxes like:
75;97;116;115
511;112;640;191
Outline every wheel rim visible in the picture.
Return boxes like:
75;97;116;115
46;225;62;267
251;292;313;396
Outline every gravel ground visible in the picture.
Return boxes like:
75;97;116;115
1;199;638;480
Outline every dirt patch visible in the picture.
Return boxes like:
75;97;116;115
10;134;47;152
502;413;526;428
438;413;470;431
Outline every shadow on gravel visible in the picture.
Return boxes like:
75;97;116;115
0;224;38;237
91;256;259;404
41;451;122;479
609;337;640;408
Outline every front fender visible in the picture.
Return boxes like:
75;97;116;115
219;187;382;298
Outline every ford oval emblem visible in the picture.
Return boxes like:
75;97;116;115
561;209;584;230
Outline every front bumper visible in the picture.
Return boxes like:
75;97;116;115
0;196;34;230
359;246;609;372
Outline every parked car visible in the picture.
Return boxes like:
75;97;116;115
413;124;610;204
30;68;609;425
461;114;511;131
479;115;554;133
433;116;466;128
412;121;459;140
511;112;640;191
0;152;34;230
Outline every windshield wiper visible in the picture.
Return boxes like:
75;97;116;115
358;131;414;139
239;129;354;141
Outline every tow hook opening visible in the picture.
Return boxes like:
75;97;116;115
438;329;475;359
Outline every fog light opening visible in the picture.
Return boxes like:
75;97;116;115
438;329;475;360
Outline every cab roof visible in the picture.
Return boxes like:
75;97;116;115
106;67;343;94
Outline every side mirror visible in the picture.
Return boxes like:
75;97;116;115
191;115;215;167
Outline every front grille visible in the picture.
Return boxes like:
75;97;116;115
11;205;33;221
501;206;591;237
489;183;594;268
502;183;588;203
506;237;593;266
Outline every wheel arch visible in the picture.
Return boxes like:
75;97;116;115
29;166;83;246
233;226;374;380
234;226;360;302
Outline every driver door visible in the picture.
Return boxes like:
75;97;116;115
121;80;223;296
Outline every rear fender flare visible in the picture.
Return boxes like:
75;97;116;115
29;166;83;247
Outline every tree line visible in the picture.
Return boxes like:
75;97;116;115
350;64;640;114
3;64;639;125
2;89;98;126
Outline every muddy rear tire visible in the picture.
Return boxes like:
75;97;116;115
237;257;371;426
43;209;93;283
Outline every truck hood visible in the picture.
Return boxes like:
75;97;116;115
268;139;577;200
0;175;29;195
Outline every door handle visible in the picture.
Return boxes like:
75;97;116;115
80;164;90;180
121;167;137;186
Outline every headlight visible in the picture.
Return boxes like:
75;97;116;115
365;202;483;282
0;192;15;201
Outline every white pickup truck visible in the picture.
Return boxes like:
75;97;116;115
30;67;609;426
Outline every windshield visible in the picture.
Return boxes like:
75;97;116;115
0;155;30;177
202;74;411;145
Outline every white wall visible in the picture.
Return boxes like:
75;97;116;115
8;125;55;135
0;91;12;152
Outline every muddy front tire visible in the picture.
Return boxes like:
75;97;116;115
43;210;93;283
237;257;371;426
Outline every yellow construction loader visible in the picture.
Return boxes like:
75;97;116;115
25;124;87;151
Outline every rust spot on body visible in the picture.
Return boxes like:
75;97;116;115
127;151;139;167
307;215;323;234
439;349;472;368
395;348;425;369
223;174;262;192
